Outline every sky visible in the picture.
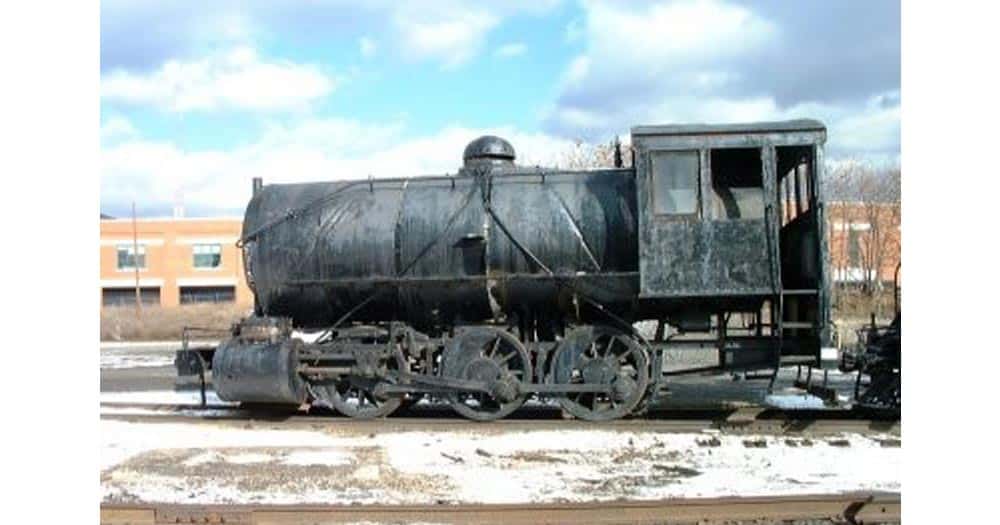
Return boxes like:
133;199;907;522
100;0;900;217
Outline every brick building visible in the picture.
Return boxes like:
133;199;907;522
99;216;254;308
826;201;902;288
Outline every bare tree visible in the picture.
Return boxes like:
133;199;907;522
825;160;901;316
859;167;901;294
550;138;632;170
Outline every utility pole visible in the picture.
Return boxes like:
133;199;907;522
132;201;142;321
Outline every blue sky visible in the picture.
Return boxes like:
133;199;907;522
100;0;900;217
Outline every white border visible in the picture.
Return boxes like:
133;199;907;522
5;1;98;519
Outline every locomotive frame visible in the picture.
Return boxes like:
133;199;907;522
176;119;838;422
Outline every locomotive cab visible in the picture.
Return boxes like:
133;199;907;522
631;120;830;370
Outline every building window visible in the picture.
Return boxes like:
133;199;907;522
180;286;235;304
847;229;862;267
102;287;160;306
193;244;222;269
116;245;146;270
651;150;700;216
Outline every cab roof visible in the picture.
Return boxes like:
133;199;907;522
631;119;825;137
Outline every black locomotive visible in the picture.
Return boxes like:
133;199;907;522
178;120;838;421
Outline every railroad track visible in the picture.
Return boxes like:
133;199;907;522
100;402;900;436
100;493;900;524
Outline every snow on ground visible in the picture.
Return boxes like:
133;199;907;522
100;389;235;406
100;405;243;418
101;418;900;505
101;352;176;369
764;394;827;409
100;341;217;369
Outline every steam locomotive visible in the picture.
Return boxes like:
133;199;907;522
178;120;844;421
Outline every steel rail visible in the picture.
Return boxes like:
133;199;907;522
99;404;901;436
100;492;900;525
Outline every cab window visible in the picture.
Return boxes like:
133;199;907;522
710;148;765;220
651;150;699;216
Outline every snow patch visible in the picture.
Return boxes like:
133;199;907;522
102;418;901;505
282;450;352;467
182;451;223;467
101;353;175;369
100;389;234;406
764;394;828;409
101;420;348;471
226;452;274;464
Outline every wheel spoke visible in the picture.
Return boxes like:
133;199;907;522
487;336;502;358
328;344;407;419
553;327;650;422
444;328;530;421
495;350;516;366
602;336;617;357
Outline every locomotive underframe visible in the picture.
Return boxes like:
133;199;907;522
189;317;660;421
182;294;821;421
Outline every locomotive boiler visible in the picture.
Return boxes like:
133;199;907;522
241;135;640;333
181;120;835;421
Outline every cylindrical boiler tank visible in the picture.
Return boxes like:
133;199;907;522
240;137;640;330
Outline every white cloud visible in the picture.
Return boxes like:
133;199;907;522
543;0;899;158
101;120;577;216
359;37;377;59
387;1;562;68
495;43;527;58
392;7;499;69
101;116;137;142
103;1;565;72
544;0;778;134
546;89;899;159
101;46;336;112
586;0;776;63
822;91;901;158
255;117;408;159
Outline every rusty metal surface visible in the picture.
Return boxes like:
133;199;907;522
632;123;826;300
242;165;638;331
211;338;305;404
240;123;828;334
639;219;773;296
100;492;900;525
